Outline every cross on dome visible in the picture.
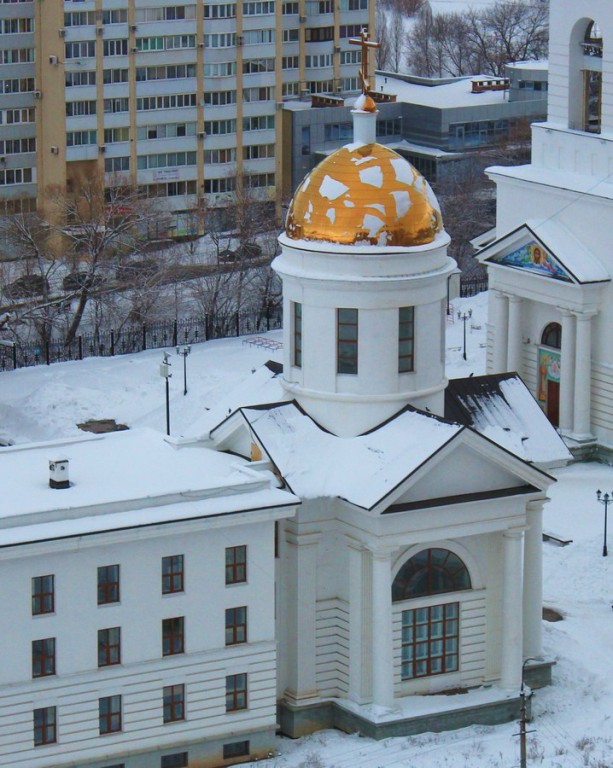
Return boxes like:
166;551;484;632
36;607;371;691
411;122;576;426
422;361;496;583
348;29;380;94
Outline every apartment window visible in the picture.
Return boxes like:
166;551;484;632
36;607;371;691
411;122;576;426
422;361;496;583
64;10;96;25
243;115;274;132
337;308;358;374
305;53;332;68
99;695;122;734
226;673;247;711
162;616;185;655
282;81;300;98
204;61;236;77
137;122;196;140
243;143;275;160
161;754;188;768
243;57;274;74
98;627;121;666
204;119;236;135
225;606;247;645
305;26;333;42
324;122;352;141
32;638;55;677
243;86;274;102
0;137;35;154
203;4;236;19
292;302;302;367
0;77;34;94
243;28;275;45
104;127;129;143
32;575;54;615
203;148;237;164
33;707;56;746
105;156;130;173
97;565;120;605
203;90;237;106
136;63;196;81
340;23;367;37
166;34;196;49
65;70;96;87
204;31;237;47
136;93;197;110
162;555;184;594
2;47;34;62
143;180;197;198
104;39;128;56
0;16;33;32
398;306;415;373
282;55;299;69
102;8;127;23
65;100;96;116
137;151;196;170
203;177;236;194
243;0;274;13
225;546;246;584
340;0;367;8
223;741;250;758
401;603;459;679
282;0;298;11
282;28;299;42
163;684;185;722
0;167;33;185
104;98;129;113
103;68;129;84
340;49;361;65
4;107;35;124
65;40;96;58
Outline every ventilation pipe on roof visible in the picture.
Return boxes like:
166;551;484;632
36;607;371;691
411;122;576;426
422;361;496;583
49;459;70;489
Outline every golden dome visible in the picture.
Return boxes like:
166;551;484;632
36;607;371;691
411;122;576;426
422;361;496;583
285;142;443;247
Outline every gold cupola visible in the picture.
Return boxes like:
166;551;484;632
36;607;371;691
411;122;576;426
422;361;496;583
284;141;443;247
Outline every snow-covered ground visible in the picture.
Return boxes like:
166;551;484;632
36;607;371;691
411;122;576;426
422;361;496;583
0;292;612;767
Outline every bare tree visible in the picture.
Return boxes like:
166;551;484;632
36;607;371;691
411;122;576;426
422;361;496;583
407;0;548;78
376;7;406;72
0;173;167;345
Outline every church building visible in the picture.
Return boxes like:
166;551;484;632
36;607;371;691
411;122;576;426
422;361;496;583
478;0;613;457
0;39;571;768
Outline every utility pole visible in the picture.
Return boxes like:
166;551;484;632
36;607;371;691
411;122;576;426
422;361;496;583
160;353;172;436
516;660;536;768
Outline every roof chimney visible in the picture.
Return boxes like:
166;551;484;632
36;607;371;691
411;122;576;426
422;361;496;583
49;459;70;489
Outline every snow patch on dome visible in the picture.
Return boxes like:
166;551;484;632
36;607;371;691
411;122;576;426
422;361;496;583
345;141;366;152
362;213;385;240
390;157;416;186
302;175;311;192
391;190;411;219
319;174;349;201
367;203;386;215
326;207;336;223
351;155;375;166
359;165;383;188
343;200;355;208
304;200;313;223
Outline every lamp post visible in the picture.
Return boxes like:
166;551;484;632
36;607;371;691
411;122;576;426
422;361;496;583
160;353;172;436
176;344;191;396
457;308;472;361
596;490;611;557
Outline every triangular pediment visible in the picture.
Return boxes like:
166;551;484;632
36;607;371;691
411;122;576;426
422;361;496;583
477;221;609;285
374;428;551;515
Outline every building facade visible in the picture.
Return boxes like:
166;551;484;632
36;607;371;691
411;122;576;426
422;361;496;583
479;0;613;454
0;0;372;232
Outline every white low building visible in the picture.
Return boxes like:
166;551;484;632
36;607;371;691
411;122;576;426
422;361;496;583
479;0;613;456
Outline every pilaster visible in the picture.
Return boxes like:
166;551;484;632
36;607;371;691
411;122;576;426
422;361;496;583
506;295;523;373
523;500;546;660
500;528;524;690
369;546;395;709
572;311;596;440
492;291;509;373
559;310;576;435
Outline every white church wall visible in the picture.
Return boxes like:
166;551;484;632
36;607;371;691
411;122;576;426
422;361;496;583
315;597;350;697
0;519;279;767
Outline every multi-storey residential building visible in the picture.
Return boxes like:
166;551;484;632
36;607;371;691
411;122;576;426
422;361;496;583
0;0;372;233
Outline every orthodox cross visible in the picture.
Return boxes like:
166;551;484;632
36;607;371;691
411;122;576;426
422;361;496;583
349;29;380;95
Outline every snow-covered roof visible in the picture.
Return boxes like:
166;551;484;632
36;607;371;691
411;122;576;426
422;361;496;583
0;427;297;538
508;59;548;71
487;162;613;202
478;219;610;284
220;402;462;509
375;73;510;109
445;373;572;466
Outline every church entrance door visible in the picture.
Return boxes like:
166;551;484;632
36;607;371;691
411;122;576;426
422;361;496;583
547;380;560;427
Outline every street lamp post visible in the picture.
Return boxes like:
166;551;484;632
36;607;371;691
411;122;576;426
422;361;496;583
160;353;172;436
596;490;611;557
457;308;473;361
176;344;191;396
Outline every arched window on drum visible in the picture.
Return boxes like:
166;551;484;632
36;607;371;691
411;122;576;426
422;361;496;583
392;548;471;680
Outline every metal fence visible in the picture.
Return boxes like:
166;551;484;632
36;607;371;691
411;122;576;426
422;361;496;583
460;276;488;297
0;306;282;371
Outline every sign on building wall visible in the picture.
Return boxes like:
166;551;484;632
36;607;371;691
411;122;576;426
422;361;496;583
537;347;561;402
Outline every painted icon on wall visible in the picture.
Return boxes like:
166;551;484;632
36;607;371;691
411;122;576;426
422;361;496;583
489;240;572;282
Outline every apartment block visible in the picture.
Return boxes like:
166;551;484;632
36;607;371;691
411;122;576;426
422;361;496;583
0;0;372;233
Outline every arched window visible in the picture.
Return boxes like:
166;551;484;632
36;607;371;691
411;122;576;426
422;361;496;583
582;20;602;133
541;322;561;349
392;548;471;602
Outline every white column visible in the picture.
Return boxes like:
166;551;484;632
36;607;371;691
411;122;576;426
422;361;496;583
507;296;523;373
559;310;576;435
370;547;395;709
500;529;524;690
491;291;509;373
348;541;371;704
523;501;546;660
572;311;595;440
284;528;320;703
